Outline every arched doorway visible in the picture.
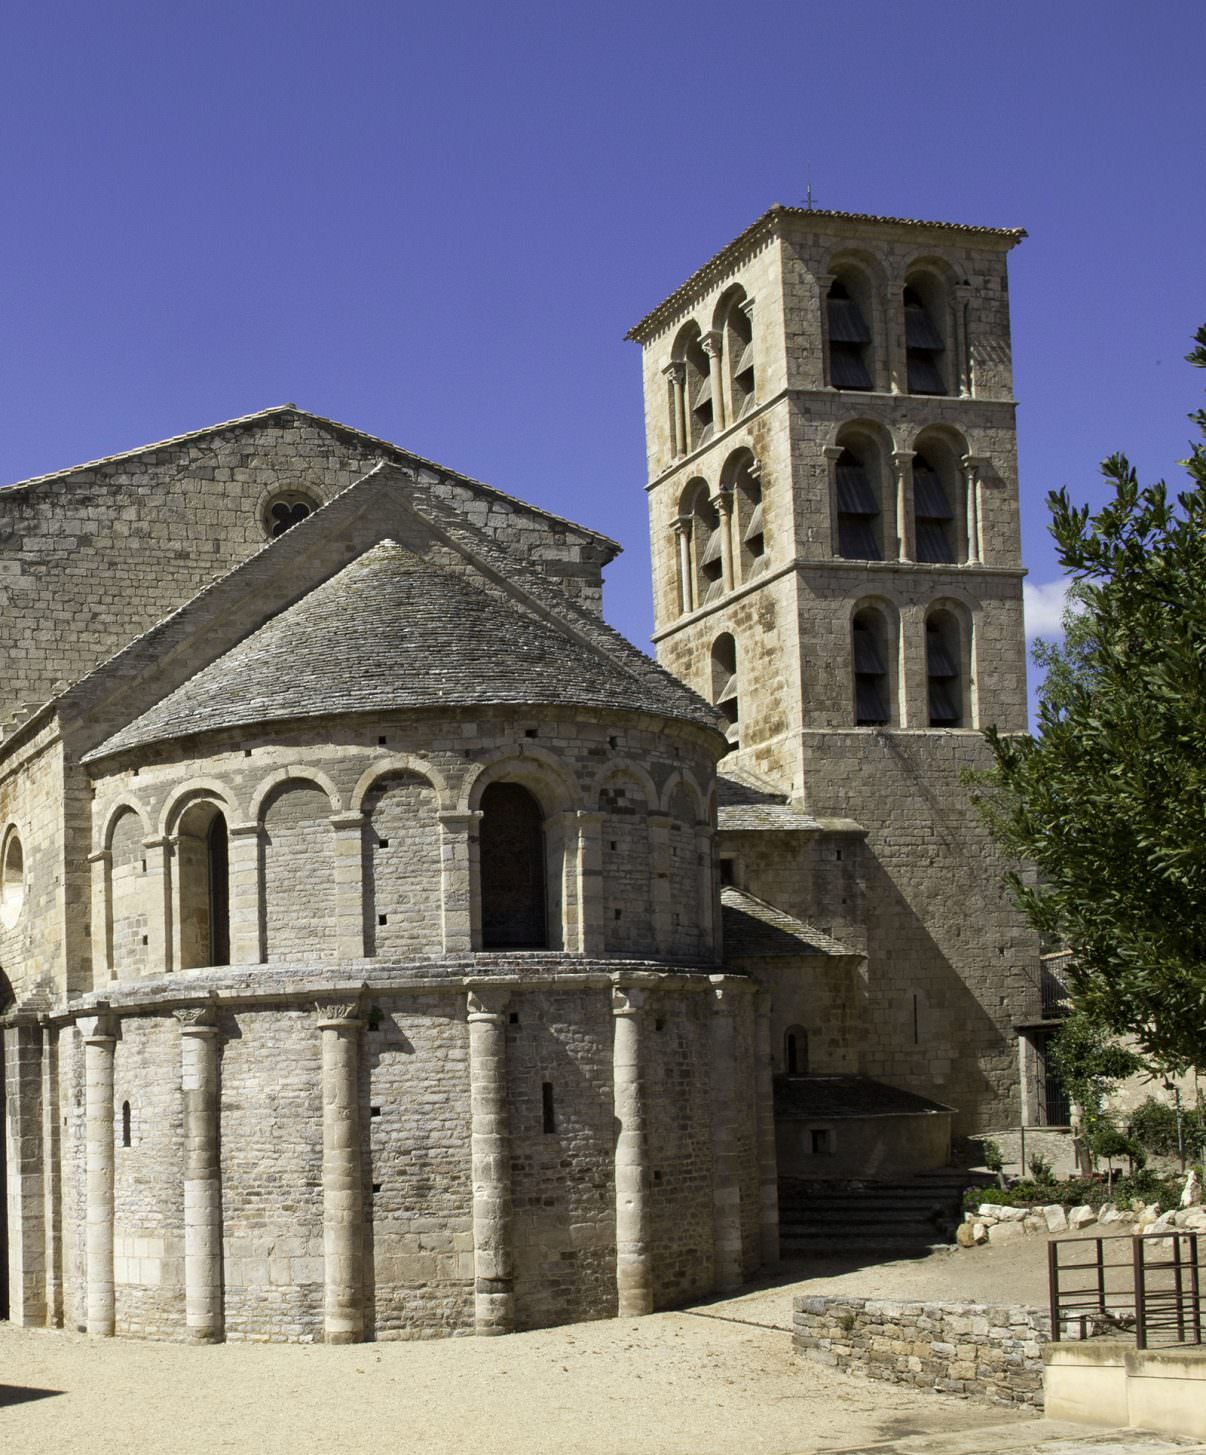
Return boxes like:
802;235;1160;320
479;782;548;949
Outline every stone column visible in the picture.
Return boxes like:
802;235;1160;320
438;810;480;954
467;985;513;1335
823;444;845;556
954;284;972;397
41;1021;63;1327
82;1012;116;1337
713;490;735;593
3;1023;46;1326
612;985;653;1315
962;454;984;565
662;362;687;458
329;812;367;960
708;978;744;1292
177;1004;223;1343
575;809;605;956
753;993;780;1267
317;1000;364;1344
673;517;694;614
701;329;726;433
893;450;916;562
143;835;172;975
87;849;112;981
226;822;264;964
648;812;673;956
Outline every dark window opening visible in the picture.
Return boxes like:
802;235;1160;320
785;1026;808;1075
719;858;736;887
121;1101;132;1148
904;286;946;395
835;450;881;560
480;782;548;949
542;1081;556;1134
711;634;739;748
827;279;873;390
810;1128;832;1155
853;613;890;726
727;297;756;417
269;499;312;537
207;813;230;967
927;616;964;727
913;454;955;564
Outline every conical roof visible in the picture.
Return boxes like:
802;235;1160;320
91;540;719;757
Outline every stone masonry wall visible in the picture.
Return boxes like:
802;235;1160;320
0;410;611;726
262;783;338;965
793;1294;1049;1408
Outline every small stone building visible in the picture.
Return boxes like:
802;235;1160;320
1;202;1045;1344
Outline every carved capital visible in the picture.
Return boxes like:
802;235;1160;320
611;984;647;1017
174;1001;220;1032
961;453;988;475
78;1008;117;1044
466;985;511;1021
712;489;734;518
738;296;755;319
892;449;916;471
709;975;746;1013
315;994;365;1031
672;515;693;538
700;329;724;359
662;360;686;384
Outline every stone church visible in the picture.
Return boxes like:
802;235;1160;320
0;203;1042;1343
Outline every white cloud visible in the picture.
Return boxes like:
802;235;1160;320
1023;578;1074;640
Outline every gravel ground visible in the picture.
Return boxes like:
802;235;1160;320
0;1307;1031;1455
4;1234;1133;1455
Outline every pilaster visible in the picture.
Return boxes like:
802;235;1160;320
3;1023;46;1326
176;1004;223;1343
438;810;480;954
329;812;367;960
317;998;364;1344
754;992;780;1267
708;978;744;1292
612;985;652;1316
467;985;513;1334
81;1011;117;1336
226;822;264;964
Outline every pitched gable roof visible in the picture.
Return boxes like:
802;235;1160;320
0;402;618;557
721;887;856;960
79;466;722;761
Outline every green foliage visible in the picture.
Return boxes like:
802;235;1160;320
1113;1168;1184;1208
971;327;1206;1070
1028;1153;1054;1182
982;1139;1004;1174
1128;1096;1206;1158
1047;1011;1145;1123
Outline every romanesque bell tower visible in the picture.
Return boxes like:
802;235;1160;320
628;205;1042;1129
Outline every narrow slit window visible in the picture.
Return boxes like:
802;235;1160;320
542;1081;556;1134
121;1100;132;1148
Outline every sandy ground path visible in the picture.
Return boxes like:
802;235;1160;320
0;1311;1031;1455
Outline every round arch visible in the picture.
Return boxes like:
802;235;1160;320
248;766;344;823
350;755;452;815
100;796;152;855
158;778;241;839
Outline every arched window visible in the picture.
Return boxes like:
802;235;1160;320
720;290;755;419
927;609;967;727
1;826;25;929
827;277;873;390
176;802;230;969
711;634;739;747
912;451;955;564
785;1025;809;1075
679;326;713;449
835;445;882;560
723;450;765;582
852;609;892;727
904;278;947;395
479;782;548;949
680;480;723;607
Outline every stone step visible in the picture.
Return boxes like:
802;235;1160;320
821;1418;1206;1455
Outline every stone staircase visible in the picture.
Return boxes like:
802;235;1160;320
779;1169;989;1257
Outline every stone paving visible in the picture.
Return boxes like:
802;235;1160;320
826;1423;1206;1455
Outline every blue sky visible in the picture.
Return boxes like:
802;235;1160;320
1;1;1202;694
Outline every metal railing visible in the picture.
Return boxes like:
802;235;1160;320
1049;1231;1205;1350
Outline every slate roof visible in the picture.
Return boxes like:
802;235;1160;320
721;887;855;959
89;538;722;757
774;1074;955;1120
626;204;1025;343
717;764;821;832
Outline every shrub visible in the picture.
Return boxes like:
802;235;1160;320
1128;1098;1181;1157
1112;1168;1183;1208
1029;1153;1054;1182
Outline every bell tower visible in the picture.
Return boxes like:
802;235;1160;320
628;204;1041;1128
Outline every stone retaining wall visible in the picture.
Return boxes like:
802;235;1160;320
792;1295;1049;1407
